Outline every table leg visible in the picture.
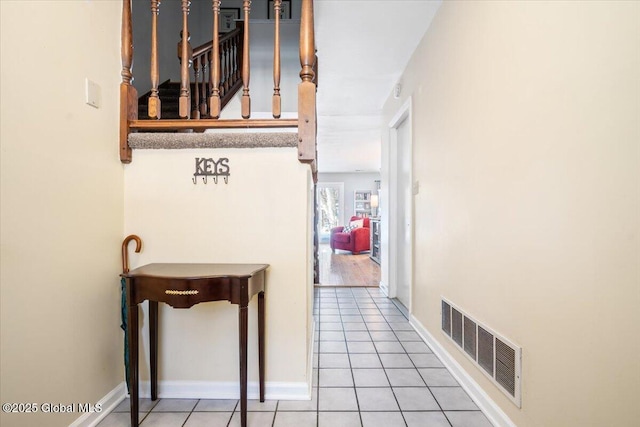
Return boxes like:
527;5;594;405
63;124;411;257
258;291;265;402
149;301;158;401
239;305;248;427
127;304;139;427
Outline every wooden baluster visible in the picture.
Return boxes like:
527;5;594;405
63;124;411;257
225;38;231;93
148;0;161;119
272;0;281;118
241;0;251;119
209;0;221;118
201;54;208;117
222;42;227;94
193;56;201;119
219;44;226;98
298;0;316;163
121;0;133;86
209;49;215;105
120;0;137;164
235;23;243;82
179;0;191;119
313;52;318;86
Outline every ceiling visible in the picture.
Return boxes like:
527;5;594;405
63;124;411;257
314;1;442;173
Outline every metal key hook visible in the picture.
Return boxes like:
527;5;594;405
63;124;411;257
122;235;143;274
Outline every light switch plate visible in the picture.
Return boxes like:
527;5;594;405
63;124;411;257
85;78;100;108
412;180;420;195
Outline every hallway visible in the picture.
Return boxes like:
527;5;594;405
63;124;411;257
97;287;492;427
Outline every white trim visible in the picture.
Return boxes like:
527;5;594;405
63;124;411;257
389;97;412;128
387;97;413;311
69;382;126;427
307;319;317;397
137;380;310;400
379;280;389;296
410;315;517;427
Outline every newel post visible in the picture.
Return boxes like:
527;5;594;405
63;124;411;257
120;0;138;163
298;0;316;163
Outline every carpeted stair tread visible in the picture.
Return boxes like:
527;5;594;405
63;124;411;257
128;132;298;149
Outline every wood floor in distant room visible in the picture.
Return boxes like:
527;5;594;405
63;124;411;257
317;243;381;287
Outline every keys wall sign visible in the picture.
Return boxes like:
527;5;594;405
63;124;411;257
192;157;230;184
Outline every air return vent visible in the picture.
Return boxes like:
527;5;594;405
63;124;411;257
451;308;463;346
441;298;521;407
496;338;516;397
478;326;494;377
442;301;451;336
463;316;477;360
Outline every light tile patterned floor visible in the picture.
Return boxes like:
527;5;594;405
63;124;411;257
98;287;493;427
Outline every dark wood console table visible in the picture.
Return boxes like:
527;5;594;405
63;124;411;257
121;263;268;427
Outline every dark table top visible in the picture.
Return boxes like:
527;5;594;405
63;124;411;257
122;263;269;280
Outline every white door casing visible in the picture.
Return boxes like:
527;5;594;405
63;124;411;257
386;97;413;312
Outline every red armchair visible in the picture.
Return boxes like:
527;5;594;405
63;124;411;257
330;216;371;254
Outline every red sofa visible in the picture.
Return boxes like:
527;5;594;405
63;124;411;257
330;216;371;254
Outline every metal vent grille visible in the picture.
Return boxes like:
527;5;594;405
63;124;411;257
441;298;521;407
451;308;463;346
477;326;494;377
496;338;516;397
463;316;477;360
442;301;451;336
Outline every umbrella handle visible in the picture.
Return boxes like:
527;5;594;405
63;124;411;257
122;235;142;273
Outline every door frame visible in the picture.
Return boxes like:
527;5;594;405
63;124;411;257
386;97;413;312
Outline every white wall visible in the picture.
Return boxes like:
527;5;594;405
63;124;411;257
0;1;124;426
124;147;314;395
382;1;640;426
317;172;380;225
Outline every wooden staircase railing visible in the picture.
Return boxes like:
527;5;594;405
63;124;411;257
119;0;317;170
176;25;244;119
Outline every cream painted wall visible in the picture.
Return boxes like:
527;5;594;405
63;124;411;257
0;1;124;427
124;148;313;393
382;1;640;426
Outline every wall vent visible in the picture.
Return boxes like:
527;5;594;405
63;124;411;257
451;308;463;346
441;298;522;407
477;326;494;377
463;316;477;360
442;301;451;336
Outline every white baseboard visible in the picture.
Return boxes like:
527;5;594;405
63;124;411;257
307;318;316;396
69;382;126;427
410;315;517;427
137;380;310;400
379;280;389;296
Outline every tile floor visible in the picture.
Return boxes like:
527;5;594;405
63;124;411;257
98;287;493;427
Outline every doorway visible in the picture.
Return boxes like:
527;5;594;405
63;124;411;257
387;98;413;311
316;180;381;287
395;116;412;309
